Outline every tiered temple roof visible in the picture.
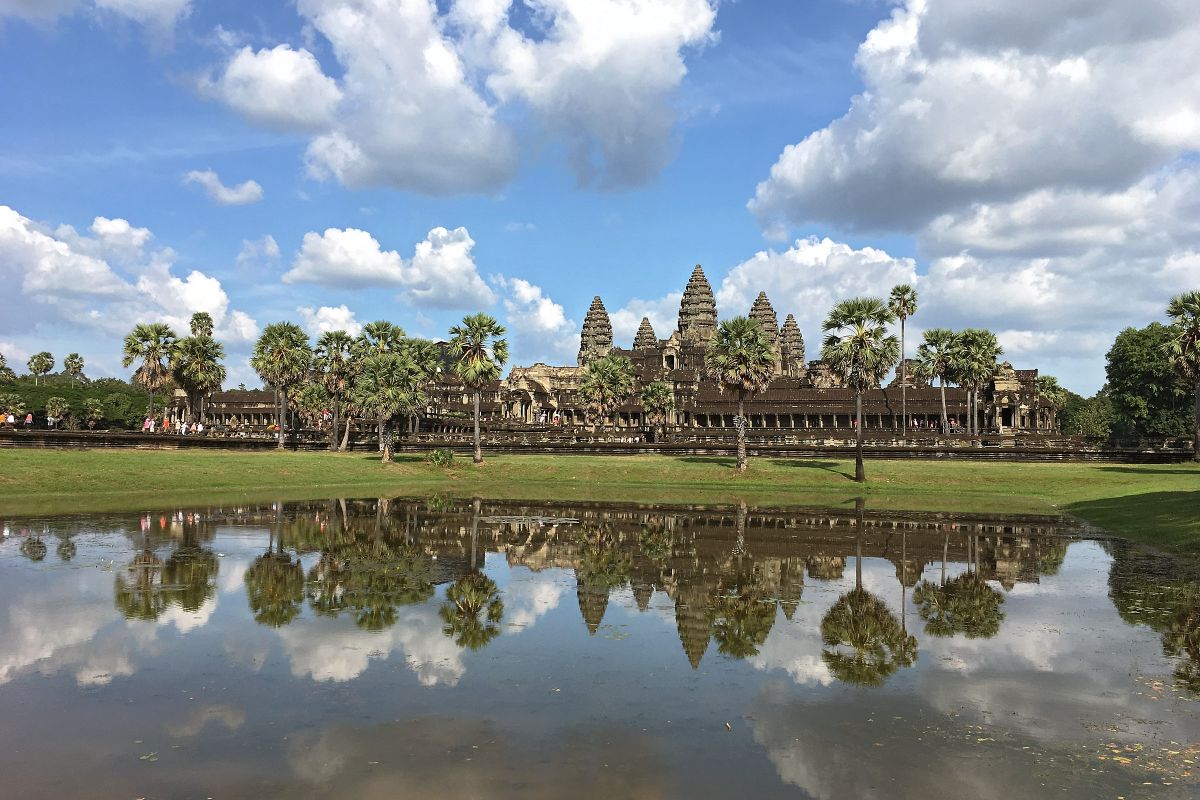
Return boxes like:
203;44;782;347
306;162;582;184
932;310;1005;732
633;317;658;350
577;296;613;366
677;265;717;345
780;314;806;379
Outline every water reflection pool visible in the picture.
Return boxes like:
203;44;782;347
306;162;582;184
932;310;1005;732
1;498;1197;799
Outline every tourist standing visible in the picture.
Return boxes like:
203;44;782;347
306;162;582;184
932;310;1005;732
24;413;33;429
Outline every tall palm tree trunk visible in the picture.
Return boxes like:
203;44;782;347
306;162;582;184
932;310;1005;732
380;420;392;464
941;533;948;585
900;318;907;439
736;396;747;472
855;391;865;482
148;388;155;418
472;390;483;465
277;389;286;449
854;498;865;591
330;403;339;451
938;377;949;433
339;415;353;451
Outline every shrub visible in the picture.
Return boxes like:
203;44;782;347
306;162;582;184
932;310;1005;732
426;448;455;467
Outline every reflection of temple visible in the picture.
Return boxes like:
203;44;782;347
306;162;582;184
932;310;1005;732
109;498;1082;670
449;266;1056;433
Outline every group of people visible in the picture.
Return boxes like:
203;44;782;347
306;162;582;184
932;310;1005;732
142;417;206;436
3;413;35;429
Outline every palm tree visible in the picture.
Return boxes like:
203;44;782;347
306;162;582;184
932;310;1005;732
122;323;176;416
952;329;1002;435
704;316;776;472
45;396;70;429
1165;291;1200;461
640;380;674;442
27;351;54;386
913;573;1005;639
83;398;104;429
579;354;637;430
888;285;918;435
914;328;960;434
63;352;85;385
440;573;505;649
251;323;312;448
352;352;426;463
171;336;227;424
821;298;900;482
314;330;356;451
292;382;331;430
361;320;406;353
189;311;215;338
449;313;508;465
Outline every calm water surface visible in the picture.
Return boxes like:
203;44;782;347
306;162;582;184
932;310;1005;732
1;498;1198;799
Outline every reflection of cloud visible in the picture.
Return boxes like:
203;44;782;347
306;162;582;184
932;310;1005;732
503;568;568;631
157;594;217;633
276;603;464;686
167;703;246;738
219;558;249;594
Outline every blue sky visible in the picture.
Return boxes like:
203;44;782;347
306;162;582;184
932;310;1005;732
2;0;1198;394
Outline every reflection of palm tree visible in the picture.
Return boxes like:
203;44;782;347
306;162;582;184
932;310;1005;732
55;532;76;562
439;573;504;650
820;588;918;687
711;589;776;659
820;503;917;687
20;534;47;562
115;550;167;621
164;545;218;613
1163;587;1200;693
245;530;305;628
307;537;435;631
912;573;1005;639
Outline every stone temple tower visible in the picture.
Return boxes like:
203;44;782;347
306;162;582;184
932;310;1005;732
578;296;613;366
633;317;658;350
780;314;807;379
677;265;717;345
749;291;781;373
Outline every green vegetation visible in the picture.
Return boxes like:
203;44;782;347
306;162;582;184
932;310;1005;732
706;315;776;473
1;450;1197;552
0;374;147;428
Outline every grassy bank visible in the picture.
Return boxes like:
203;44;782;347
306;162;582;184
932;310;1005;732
1;449;1197;551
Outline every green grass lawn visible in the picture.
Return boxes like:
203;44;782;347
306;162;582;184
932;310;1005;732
1;448;1197;552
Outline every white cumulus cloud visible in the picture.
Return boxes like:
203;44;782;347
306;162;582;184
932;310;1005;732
184;169;264;205
494;276;577;364
205;44;343;132
285;225;495;309
298;304;363;338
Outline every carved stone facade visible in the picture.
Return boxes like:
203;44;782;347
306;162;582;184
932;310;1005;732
779;314;805;379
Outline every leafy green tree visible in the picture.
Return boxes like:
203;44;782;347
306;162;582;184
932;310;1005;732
449;313;508;465
1036;375;1069;427
20;534;47;561
915;328;960;433
0;392;24;419
822;299;900;482
952;329;1002;435
171;335;227;423
63;352;85;385
189;311;215;338
400;337;444;380
0;352;15;383
115;550;167;620
314;330;357;451
639;380;674;441
122;323;177;416
705;316;776;472
1106;323;1192;438
251;323;312;448
888;284;918;434
352;352;426;463
579;354;637;430
292;382;331;430
307;537;435;630
1059;390;1115;437
164;542;219;613
82;398;104;429
27;352;54;386
1165;291;1200;460
45;396;70;428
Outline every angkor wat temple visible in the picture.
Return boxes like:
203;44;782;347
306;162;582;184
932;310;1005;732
454;265;1055;434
